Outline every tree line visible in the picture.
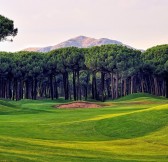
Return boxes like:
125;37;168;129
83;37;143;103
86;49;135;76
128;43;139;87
0;44;168;101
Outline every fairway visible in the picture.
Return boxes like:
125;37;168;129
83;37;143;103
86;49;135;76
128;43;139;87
0;93;168;162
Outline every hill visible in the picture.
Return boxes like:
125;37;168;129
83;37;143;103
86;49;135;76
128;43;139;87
23;36;131;52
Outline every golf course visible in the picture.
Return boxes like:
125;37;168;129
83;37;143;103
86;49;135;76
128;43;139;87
0;93;168;162
1;1;168;162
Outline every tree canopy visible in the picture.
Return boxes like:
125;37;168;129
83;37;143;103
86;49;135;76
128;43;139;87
142;44;168;97
0;44;168;101
0;15;18;41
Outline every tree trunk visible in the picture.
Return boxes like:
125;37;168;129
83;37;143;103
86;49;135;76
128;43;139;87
106;77;111;98
73;71;76;100
116;73;119;99
111;72;114;99
54;76;58;99
34;77;37;100
63;72;69;100
124;78;127;96
141;76;144;93
84;85;87;100
19;80;23;99
153;76;158;95
50;74;54;100
92;74;94;99
131;76;134;94
25;80;29;99
120;79;123;97
101;72;105;102
166;78;168;98
77;70;81;100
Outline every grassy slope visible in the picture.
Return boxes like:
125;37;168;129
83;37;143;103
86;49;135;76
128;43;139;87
0;93;168;162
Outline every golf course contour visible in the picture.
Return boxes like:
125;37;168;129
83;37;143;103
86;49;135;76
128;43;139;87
0;93;168;162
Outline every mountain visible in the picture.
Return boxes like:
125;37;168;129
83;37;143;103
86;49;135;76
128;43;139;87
23;36;131;52
23;47;41;52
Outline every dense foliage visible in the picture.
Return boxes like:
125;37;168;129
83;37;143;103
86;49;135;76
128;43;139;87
0;44;168;101
142;45;168;97
0;15;18;41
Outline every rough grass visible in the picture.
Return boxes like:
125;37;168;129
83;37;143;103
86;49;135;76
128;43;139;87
0;93;168;162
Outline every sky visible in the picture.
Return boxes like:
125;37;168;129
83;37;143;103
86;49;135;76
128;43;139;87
0;0;168;52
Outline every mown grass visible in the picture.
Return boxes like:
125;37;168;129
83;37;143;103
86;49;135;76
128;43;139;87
0;93;168;162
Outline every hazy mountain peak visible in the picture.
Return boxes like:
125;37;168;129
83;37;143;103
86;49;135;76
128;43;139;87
73;35;90;40
23;36;130;52
23;47;41;52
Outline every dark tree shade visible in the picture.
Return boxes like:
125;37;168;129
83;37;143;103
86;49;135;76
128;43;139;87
143;44;168;97
0;15;18;41
0;44;167;101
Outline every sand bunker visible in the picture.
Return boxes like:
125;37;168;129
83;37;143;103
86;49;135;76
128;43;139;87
56;101;101;109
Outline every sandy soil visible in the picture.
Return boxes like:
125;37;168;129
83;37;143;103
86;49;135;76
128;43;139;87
56;101;101;109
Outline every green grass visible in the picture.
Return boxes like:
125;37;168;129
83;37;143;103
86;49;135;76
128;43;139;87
0;93;168;162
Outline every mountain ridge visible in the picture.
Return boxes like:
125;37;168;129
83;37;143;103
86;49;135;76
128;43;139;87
23;36;133;52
